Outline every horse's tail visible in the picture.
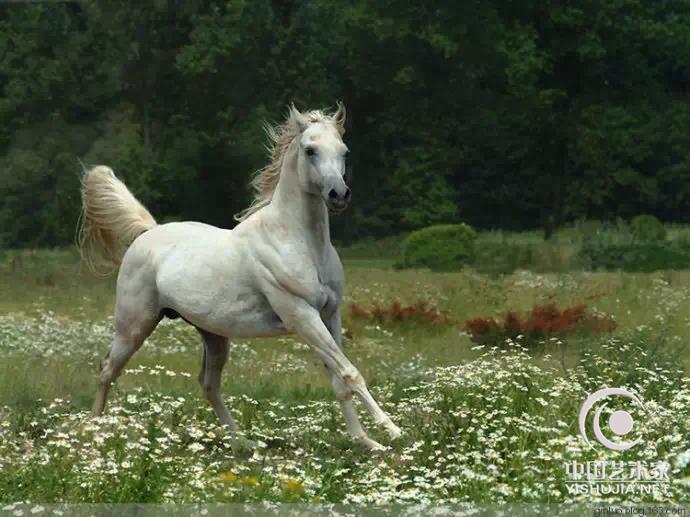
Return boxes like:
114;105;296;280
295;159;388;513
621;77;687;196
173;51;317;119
77;165;157;273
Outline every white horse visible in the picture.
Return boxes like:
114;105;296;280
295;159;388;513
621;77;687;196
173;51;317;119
78;104;401;451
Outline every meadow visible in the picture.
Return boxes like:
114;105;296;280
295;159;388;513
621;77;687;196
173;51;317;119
0;241;689;507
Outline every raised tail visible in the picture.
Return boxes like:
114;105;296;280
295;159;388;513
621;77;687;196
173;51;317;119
77;166;157;273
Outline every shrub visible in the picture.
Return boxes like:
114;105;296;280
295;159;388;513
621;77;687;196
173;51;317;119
579;219;635;247
348;301;454;326
581;242;690;272
666;224;690;248
630;214;666;242
398;224;477;271
471;239;576;274
575;218;686;271
464;301;616;347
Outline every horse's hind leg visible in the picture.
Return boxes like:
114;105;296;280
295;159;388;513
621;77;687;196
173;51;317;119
92;299;160;416
197;330;238;428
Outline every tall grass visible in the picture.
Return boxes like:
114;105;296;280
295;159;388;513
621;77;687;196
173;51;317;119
0;248;689;504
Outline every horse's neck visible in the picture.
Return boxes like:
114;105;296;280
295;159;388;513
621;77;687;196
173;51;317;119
270;143;331;255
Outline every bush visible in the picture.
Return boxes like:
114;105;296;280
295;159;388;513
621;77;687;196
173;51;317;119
581;242;690;272
630;214;666;242
579;219;635;247
470;241;536;274
398;224;477;271
348;300;454;326
471;239;576;274
464;301;617;348
665;224;690;248
575;219;681;272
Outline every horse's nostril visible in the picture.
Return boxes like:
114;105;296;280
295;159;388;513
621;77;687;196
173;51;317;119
328;189;338;199
344;188;351;200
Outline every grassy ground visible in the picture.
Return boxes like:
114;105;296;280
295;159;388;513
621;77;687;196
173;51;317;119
0;248;688;504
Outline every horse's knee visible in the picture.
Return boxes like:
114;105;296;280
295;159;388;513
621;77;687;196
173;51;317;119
333;380;353;401
330;373;353;401
335;386;353;401
342;367;365;389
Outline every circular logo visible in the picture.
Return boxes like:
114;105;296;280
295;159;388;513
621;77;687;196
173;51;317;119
578;387;644;451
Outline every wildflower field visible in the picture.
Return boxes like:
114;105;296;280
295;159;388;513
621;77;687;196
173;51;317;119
0;249;689;506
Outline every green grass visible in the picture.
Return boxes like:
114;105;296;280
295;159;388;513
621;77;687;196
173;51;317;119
0;248;689;504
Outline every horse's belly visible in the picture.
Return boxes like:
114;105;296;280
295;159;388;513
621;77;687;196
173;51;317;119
221;309;289;338
199;299;289;338
162;283;288;338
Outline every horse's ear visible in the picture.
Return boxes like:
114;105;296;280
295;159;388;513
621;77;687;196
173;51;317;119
289;104;309;133
334;101;346;136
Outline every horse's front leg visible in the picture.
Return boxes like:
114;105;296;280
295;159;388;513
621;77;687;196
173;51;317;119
270;293;402;445
324;309;387;451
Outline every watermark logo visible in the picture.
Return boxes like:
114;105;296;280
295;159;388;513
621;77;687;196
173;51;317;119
564;387;671;497
579;387;644;451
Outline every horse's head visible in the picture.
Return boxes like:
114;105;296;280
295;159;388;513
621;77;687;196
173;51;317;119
290;104;350;213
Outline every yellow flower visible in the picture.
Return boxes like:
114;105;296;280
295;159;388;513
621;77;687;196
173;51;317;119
284;479;304;493
241;476;258;486
220;472;238;482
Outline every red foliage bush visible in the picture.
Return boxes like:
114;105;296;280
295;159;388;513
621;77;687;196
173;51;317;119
464;301;616;346
348;301;454;326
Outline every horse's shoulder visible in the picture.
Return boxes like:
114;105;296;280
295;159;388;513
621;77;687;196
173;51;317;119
322;245;344;283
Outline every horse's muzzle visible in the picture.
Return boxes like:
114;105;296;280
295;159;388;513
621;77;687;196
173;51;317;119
327;198;350;214
326;186;350;214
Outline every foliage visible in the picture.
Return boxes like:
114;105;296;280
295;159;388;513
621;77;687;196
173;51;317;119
570;218;678;272
348;300;453;326
630;214;667;242
464;301;617;348
471;235;576;274
4;2;690;245
580;242;690;272
1;342;687;504
397;224;477;271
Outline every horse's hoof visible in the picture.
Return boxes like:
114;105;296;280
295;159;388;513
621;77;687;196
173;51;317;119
386;423;403;441
230;436;258;454
354;434;388;453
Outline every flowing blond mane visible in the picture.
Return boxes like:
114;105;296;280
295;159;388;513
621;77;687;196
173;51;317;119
234;104;345;222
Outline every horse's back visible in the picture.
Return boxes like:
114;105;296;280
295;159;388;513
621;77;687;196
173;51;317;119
138;220;227;244
117;221;233;300
123;220;239;277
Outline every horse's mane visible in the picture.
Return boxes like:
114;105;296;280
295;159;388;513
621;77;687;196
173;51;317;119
234;104;345;222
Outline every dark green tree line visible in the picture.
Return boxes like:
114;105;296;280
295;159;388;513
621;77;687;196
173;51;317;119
2;0;690;247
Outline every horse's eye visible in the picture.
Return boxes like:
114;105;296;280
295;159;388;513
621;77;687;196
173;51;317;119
305;147;316;157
